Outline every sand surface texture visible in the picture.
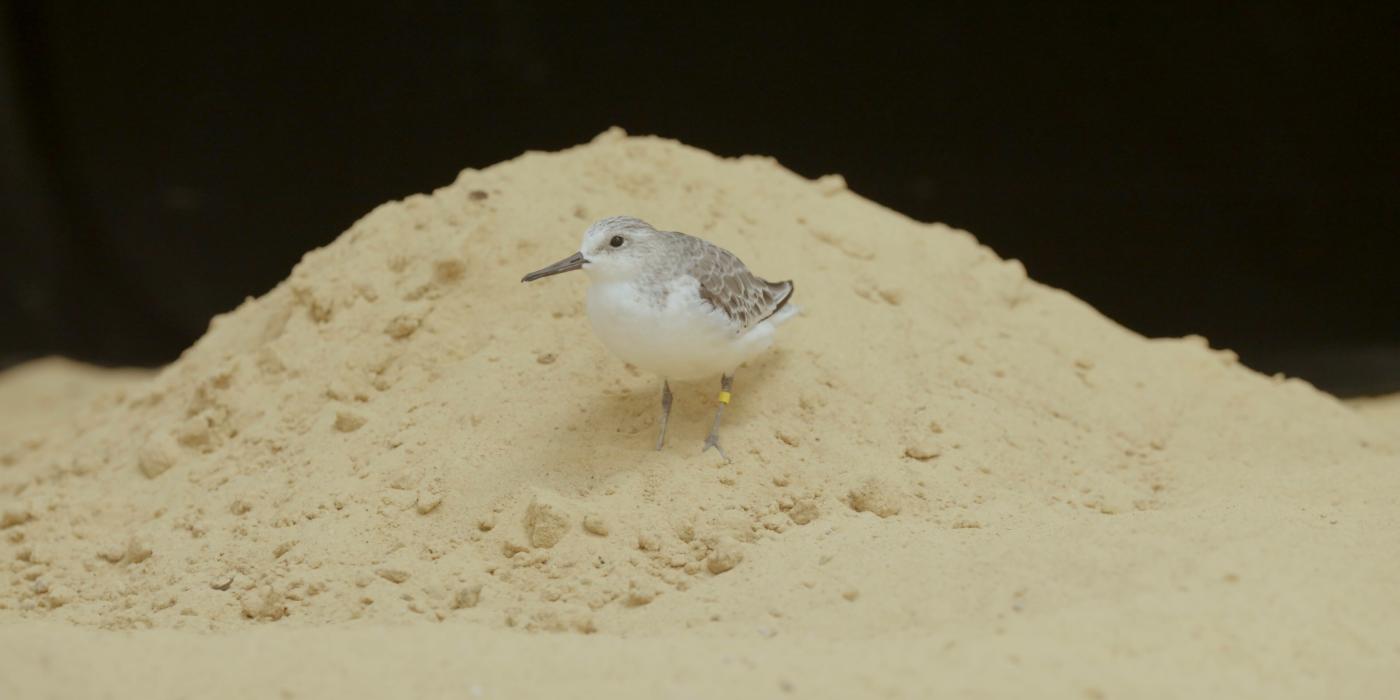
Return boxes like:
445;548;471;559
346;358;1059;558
1352;394;1400;435
3;130;1397;698
0;358;151;450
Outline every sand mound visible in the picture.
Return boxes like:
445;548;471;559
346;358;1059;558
3;130;1397;696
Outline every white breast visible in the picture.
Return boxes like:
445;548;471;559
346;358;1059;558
585;277;780;381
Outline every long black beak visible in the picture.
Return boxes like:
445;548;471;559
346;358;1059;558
521;251;587;282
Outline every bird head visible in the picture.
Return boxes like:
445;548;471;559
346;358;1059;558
521;216;663;284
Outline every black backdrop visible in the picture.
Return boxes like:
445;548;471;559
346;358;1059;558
2;3;1397;395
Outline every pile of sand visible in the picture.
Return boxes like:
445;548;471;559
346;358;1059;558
2;130;1397;697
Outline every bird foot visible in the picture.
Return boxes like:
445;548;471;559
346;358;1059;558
702;434;730;462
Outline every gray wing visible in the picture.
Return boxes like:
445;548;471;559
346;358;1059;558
682;235;794;333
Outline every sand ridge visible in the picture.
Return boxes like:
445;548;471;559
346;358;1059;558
2;129;1397;696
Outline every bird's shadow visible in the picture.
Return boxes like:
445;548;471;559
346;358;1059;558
519;349;792;479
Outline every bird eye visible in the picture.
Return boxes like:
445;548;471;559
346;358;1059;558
609;235;624;248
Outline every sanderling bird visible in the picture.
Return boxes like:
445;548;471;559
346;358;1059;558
522;216;798;458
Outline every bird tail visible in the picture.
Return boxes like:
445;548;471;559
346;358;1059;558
766;280;798;325
769;303;800;326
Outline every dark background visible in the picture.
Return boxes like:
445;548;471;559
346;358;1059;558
2;3;1397;395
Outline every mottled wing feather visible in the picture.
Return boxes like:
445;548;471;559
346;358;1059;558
683;235;793;333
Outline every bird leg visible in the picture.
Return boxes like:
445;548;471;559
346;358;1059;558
655;380;673;450
702;373;735;461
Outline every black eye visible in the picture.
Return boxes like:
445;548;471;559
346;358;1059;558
609;235;624;248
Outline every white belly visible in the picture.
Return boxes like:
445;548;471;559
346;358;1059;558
585;279;777;381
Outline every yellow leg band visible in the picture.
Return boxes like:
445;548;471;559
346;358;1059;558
717;391;731;405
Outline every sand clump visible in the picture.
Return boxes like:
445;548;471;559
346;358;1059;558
1;129;1398;697
523;490;572;549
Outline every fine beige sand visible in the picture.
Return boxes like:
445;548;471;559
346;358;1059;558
1351;394;1400;435
0;358;152;453
2;130;1397;698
